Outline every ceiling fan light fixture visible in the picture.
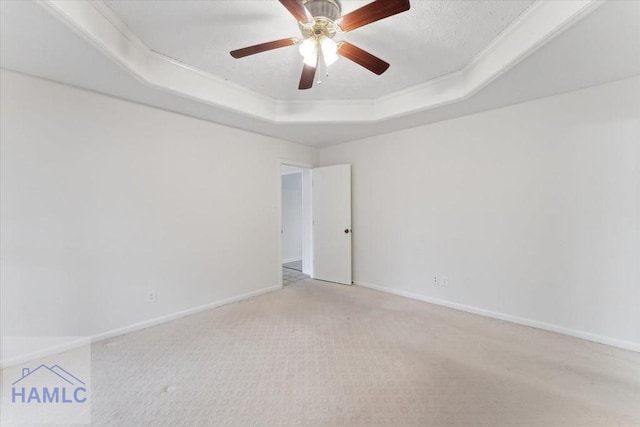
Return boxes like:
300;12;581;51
232;0;411;89
299;38;318;66
320;37;338;66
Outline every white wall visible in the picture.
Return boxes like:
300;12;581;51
0;70;316;363
2;69;638;362
319;76;640;350
281;172;303;262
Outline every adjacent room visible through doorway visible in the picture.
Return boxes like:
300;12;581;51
281;164;310;285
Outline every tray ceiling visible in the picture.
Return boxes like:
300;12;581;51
2;1;639;146
104;0;535;100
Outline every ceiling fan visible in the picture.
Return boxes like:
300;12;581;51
230;0;411;90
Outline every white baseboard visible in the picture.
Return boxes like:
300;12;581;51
0;284;282;368
282;257;302;264
355;281;640;353
0;337;91;370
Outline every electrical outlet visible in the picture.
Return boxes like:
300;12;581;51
441;276;449;287
433;276;439;286
147;289;157;303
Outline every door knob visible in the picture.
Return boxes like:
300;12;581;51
344;229;351;234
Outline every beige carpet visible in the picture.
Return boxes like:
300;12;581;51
85;280;640;426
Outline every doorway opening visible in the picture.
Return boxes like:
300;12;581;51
281;164;312;285
279;161;352;287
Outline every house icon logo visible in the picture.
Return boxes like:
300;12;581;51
11;364;88;404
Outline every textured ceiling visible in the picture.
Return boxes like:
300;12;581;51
2;1;638;146
104;0;535;100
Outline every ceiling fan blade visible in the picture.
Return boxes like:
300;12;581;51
230;38;297;59
298;63;317;90
337;42;390;75
339;0;410;32
279;0;313;23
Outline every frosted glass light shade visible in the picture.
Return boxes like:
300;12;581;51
299;38;318;67
320;37;338;66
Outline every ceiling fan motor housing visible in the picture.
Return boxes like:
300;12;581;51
300;0;342;39
304;0;341;21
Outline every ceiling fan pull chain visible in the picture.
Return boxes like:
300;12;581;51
317;52;328;85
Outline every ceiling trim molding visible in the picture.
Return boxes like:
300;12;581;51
38;0;602;125
373;0;604;120
38;0;277;120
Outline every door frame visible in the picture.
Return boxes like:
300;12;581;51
277;159;314;287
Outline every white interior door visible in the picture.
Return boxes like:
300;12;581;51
312;164;352;285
